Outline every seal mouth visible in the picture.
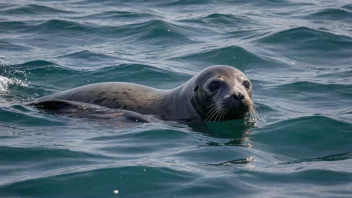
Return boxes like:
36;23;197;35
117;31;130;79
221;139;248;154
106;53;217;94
223;98;249;119
204;96;258;122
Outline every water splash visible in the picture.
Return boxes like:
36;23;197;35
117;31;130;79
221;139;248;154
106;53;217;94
0;56;28;94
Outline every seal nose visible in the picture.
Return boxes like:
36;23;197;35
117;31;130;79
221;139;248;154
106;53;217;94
232;92;244;101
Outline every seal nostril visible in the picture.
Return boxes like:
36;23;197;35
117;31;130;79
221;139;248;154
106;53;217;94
240;93;244;100
232;93;239;101
232;93;244;101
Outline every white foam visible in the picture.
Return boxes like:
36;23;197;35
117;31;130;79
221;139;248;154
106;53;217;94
0;76;28;93
0;76;14;93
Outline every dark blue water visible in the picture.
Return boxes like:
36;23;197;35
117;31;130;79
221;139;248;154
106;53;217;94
1;0;352;197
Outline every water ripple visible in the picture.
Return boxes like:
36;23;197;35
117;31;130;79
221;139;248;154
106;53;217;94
253;115;352;159
0;4;75;15
0;0;351;197
306;8;352;21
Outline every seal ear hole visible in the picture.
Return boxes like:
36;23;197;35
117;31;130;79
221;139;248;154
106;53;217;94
193;85;199;91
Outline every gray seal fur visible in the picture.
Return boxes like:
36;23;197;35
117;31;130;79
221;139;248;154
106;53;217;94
36;65;254;122
30;100;153;123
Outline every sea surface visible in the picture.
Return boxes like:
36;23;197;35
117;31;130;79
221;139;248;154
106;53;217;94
0;0;352;197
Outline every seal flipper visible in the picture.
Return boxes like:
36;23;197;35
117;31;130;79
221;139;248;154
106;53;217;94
29;100;91;112
28;100;151;123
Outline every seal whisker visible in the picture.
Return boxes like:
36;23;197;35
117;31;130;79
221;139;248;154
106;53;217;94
251;103;260;120
216;106;226;122
210;107;221;122
254;109;260;121
218;105;227;122
218;103;227;122
206;104;219;116
214;108;223;122
218;102;230;122
219;109;226;122
248;107;254;120
248;106;259;122
206;103;217;109
205;111;213;122
252;102;261;120
243;99;259;122
205;106;219;121
223;105;229;121
252;102;259;111
205;105;219;122
205;111;215;122
249;109;254;121
205;108;215;122
208;106;221;122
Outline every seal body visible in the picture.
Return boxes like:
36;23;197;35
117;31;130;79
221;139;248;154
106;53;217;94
37;83;198;121
36;65;254;122
30;100;154;123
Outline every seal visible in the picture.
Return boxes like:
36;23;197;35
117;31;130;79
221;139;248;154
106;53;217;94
35;65;256;122
30;100;153;123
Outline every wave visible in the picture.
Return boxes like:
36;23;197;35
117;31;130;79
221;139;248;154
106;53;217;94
0;4;75;15
253;115;352;159
177;13;268;41
0;41;30;52
0;146;109;163
160;0;215;6
27;19;92;34
0;165;199;196
57;50;117;64
169;45;271;69
0;21;33;33
101;19;193;45
255;26;352;66
81;10;155;20
263;81;352;122
15;60;56;68
0;2;12;10
0;76;15;93
342;4;352;10
273;81;352;99
0;105;65;126
242;168;352;187
306;8;352;20
0;76;28;94
279;152;352;165
0;146;112;186
71;63;190;88
19;19;193;46
257;26;352;46
316;69;352;84
13;62;189;93
181;13;258;27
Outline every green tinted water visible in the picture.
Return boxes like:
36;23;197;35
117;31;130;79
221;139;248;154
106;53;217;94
0;0;351;197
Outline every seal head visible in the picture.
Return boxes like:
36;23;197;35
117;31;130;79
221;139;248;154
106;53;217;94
189;66;253;122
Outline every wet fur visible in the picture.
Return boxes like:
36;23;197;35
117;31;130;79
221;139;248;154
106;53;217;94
34;66;258;123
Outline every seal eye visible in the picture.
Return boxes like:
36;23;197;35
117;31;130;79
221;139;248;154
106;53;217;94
207;81;220;92
243;80;251;89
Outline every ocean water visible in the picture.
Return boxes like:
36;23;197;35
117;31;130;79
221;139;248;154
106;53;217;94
0;0;352;197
